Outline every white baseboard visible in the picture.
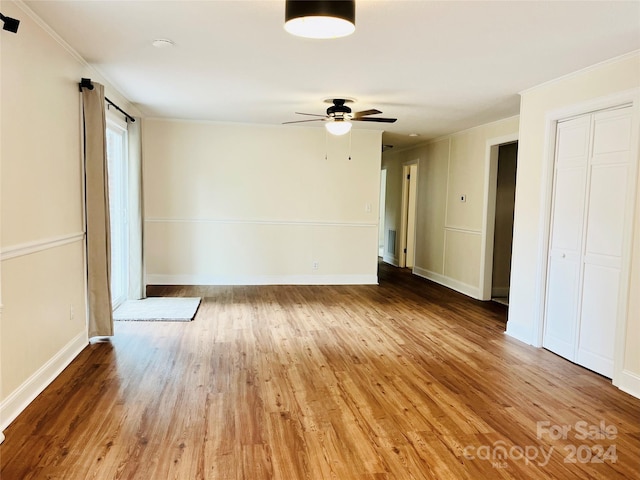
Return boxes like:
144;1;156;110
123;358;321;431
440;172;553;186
617;369;640;400
0;331;88;432
412;266;481;299
382;254;398;266
146;273;379;286
505;320;535;346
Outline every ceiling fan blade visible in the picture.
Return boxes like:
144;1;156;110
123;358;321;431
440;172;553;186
295;112;327;117
352;117;397;123
282;119;325;124
353;109;382;118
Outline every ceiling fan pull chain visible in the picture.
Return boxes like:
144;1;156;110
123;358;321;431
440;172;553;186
348;130;352;161
325;129;328;160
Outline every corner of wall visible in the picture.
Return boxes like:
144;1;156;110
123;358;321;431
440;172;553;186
505;320;535;346
0;331;87;431
617;370;640;400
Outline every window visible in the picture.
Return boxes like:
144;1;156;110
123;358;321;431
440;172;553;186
106;115;129;309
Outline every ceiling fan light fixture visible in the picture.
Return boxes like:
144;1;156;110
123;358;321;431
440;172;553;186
325;119;352;136
284;0;355;39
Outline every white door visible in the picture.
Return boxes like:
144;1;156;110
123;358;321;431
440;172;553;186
576;108;635;376
543;116;590;361
543;106;635;378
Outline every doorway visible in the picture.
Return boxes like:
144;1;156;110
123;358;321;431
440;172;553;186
379;169;387;257
106;117;129;309
491;142;518;305
480;134;519;301
400;163;418;268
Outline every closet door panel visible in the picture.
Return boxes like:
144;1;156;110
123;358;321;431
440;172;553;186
543;257;581;359
550;167;588;253
592;110;633;163
577;264;620;377
556;117;591;161
576;107;634;377
543;117;590;360
584;164;628;259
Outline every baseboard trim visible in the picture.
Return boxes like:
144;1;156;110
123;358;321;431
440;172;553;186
146;273;379;286
382;254;399;266
413;267;481;299
0;331;88;432
145;217;377;228
505;321;535;346
617;369;640;400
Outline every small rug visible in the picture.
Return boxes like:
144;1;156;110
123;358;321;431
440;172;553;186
114;297;201;322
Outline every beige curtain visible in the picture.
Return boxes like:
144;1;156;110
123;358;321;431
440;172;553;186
128;117;145;299
82;82;114;337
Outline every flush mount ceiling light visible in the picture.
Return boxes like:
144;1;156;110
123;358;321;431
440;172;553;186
325;118;352;136
152;38;175;48
284;0;355;39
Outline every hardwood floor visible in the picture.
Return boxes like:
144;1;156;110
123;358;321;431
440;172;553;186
2;263;639;479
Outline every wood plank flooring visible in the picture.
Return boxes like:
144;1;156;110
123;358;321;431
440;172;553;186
2;263;639;479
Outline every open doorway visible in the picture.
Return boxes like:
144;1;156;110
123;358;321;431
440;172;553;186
106;116;129;310
379;169;387;257
480;136;518;302
491;142;518;305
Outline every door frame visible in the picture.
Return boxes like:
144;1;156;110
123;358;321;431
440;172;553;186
106;113;130;309
480;134;519;300
534;88;640;388
379;168;387;257
399;162;418;268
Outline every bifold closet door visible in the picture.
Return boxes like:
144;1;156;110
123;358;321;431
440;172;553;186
576;107;634;377
543;106;634;378
543;116;590;363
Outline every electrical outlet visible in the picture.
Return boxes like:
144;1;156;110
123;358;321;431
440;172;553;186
312;261;319;270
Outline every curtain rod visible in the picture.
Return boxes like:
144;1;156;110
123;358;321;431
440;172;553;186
79;78;136;123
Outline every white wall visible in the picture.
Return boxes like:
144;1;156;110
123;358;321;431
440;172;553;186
508;51;640;397
381;116;519;298
0;1;137;431
143;119;382;285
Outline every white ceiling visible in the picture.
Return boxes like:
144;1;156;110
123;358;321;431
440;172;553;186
22;0;640;149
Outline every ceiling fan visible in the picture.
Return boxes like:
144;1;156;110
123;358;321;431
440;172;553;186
284;99;397;135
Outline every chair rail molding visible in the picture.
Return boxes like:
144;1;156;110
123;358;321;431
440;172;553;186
1;232;85;261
